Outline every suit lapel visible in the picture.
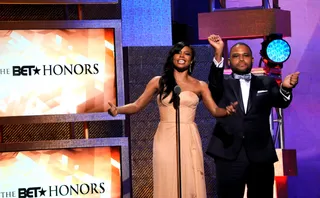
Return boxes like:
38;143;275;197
227;76;245;113
247;75;258;113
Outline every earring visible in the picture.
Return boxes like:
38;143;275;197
189;65;192;73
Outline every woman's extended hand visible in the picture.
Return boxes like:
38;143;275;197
108;102;118;117
226;101;238;116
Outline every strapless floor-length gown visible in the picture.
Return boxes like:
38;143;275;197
153;91;206;198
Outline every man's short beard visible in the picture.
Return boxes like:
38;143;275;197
231;64;252;75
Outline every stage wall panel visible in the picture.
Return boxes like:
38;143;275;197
0;4;121;20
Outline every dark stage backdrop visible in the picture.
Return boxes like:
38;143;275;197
125;45;218;198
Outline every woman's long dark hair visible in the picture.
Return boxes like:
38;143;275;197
158;41;195;103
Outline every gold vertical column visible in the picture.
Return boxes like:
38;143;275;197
78;4;83;20
84;122;89;139
0;125;3;143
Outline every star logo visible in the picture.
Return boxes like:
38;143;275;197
39;188;46;196
34;67;41;75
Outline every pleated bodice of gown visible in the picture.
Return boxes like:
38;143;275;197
153;91;206;198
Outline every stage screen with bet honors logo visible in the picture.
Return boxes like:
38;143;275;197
0;138;130;198
0;20;125;124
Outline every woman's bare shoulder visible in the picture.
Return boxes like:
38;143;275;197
150;76;161;83
199;80;209;87
147;76;161;89
186;77;208;95
188;77;208;88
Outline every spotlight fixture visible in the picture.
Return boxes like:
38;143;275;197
260;33;291;68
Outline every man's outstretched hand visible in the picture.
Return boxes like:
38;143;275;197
282;72;300;89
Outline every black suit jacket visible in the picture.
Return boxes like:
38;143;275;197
206;64;292;163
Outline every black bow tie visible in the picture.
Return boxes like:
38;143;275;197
233;73;252;81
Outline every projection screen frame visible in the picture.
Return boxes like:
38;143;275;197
0;20;125;124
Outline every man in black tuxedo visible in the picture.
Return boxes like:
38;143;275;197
206;34;300;198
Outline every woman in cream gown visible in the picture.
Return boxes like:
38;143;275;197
153;90;205;198
108;41;237;198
